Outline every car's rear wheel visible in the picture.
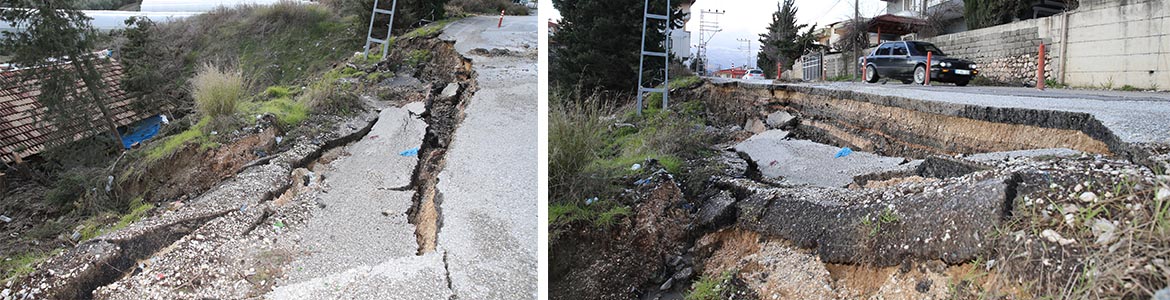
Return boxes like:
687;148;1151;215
865;65;879;83
956;79;970;87
914;65;927;85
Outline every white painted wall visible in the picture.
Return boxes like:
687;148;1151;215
140;0;303;12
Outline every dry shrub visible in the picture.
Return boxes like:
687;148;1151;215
447;0;528;16
549;87;621;202
192;64;245;128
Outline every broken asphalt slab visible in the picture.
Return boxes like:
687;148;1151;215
735;130;908;187
273;102;428;289
727;170;1018;267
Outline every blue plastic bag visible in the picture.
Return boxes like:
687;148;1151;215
834;147;853;158
399;148;419;157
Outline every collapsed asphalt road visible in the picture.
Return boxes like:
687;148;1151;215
270;15;538;299
436;15;539;300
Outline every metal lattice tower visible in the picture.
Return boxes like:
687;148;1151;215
697;9;723;74
636;0;671;116
736;38;753;69
363;0;398;59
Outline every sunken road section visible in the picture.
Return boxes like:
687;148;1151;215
703;81;1140;162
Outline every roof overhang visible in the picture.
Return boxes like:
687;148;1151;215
867;14;926;36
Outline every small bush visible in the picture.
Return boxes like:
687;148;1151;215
192;64;245;129
45;173;88;210
299;71;363;116
406;49;432;67
447;0;529;15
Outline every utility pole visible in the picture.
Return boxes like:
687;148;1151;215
737;38;753;69
698;9;724;75
853;0;860;81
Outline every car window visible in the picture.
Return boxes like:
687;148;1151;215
749;70;763;74
876;43;891;56
892;43;909;56
910;42;947;56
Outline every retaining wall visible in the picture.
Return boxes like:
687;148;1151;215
922;0;1169;89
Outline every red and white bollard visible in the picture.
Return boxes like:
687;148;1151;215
776;62;782;80
1037;43;1046;90
498;9;505;28
925;51;932;86
862;56;867;82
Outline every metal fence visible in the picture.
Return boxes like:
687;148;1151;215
801;52;823;81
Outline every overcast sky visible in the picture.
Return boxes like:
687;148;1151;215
545;0;889;72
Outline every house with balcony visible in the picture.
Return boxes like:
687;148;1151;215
669;0;696;61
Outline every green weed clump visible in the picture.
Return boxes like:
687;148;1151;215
403;18;459;39
686;271;735;300
239;97;309;127
144;117;216;161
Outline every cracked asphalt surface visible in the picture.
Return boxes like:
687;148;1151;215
437;15;539;300
717;78;1170;144
266;15;538;299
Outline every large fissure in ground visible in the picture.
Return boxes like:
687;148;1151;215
703;82;1128;159
399;39;476;255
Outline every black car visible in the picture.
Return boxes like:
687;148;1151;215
859;41;979;86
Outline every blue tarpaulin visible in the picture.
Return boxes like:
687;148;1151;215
119;115;164;149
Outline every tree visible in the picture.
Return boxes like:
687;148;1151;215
1;0;124;150
551;0;685;93
832;17;869;80
120;16;184;115
757;0;817;79
964;0;1030;30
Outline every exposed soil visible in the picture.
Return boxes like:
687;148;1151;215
550;176;691;300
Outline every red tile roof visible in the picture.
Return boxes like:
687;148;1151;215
0;58;145;163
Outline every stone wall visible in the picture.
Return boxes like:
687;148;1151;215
921;20;1057;85
922;0;1169;89
800;0;1169;90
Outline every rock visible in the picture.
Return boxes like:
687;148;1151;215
915;279;931;293
1091;219;1118;246
765;111;797;129
696;192;736;228
1079;192;1098;203
1157;188;1170;201
660;278;674;291
668;255;683;267
1156;286;1170;300
744;118;767;134
440;83;460;99
1041;229;1076;245
672;267;693;281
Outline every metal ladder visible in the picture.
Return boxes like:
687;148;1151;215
363;0;398;59
635;0;670;116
